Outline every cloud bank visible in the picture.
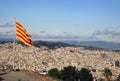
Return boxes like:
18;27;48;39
0;26;120;43
91;27;120;42
0;21;14;28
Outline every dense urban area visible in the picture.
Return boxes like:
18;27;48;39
0;42;120;81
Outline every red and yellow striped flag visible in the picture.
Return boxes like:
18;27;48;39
16;20;34;47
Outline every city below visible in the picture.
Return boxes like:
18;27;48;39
0;41;120;80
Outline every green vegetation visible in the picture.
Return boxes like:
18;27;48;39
103;67;112;81
18;79;21;81
48;66;93;81
60;66;77;81
116;74;120;81
48;68;60;79
34;41;73;49
77;68;93;81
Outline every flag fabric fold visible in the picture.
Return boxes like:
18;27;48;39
16;20;34;47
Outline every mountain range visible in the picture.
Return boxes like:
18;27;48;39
63;41;120;51
1;38;120;51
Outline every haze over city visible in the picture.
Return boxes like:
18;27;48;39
0;0;120;42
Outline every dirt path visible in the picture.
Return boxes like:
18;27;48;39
0;72;39;81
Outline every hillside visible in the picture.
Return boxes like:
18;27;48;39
0;71;56;81
34;40;73;49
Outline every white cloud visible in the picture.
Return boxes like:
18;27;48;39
0;21;14;28
91;27;120;43
27;27;120;43
116;26;120;29
32;31;84;41
92;28;113;36
0;26;120;43
39;31;46;34
0;30;14;40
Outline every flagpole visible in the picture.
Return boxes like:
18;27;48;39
13;19;16;71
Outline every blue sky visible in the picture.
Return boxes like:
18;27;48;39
0;0;120;42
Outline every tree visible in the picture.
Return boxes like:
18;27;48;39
48;68;60;79
116;74;120;81
78;68;93;81
60;66;77;81
48;66;94;81
103;68;112;81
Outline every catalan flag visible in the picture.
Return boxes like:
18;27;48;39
16;20;34;47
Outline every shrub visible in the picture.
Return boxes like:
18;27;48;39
103;67;112;81
48;68;60;79
60;66;77;81
78;68;93;81
48;66;93;81
116;74;120;81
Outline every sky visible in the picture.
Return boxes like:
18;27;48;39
0;0;120;42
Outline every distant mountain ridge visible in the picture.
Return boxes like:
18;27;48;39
1;39;120;51
63;41;120;50
0;40;73;49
